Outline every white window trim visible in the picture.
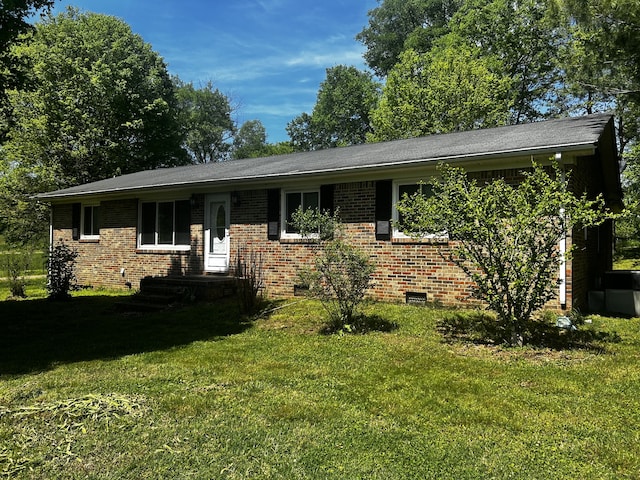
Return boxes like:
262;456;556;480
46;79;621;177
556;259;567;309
80;203;100;240
392;179;448;241
280;187;321;240
137;198;191;251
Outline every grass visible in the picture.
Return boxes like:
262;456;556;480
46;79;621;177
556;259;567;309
613;238;640;270
0;237;47;278
1;291;639;479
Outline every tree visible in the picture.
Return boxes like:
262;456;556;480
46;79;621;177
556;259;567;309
556;0;640;154
310;65;380;149
286;112;318;152
555;0;640;241
232;119;267;159
175;79;236;163
397;163;611;346
260;142;295;157
1;8;188;244
286;66;380;151
356;0;463;77
449;0;565;123
370;44;512;141
0;0;55;116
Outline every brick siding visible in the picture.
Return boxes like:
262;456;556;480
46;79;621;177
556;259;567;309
51;160;611;309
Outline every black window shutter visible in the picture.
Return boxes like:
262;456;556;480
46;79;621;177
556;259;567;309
71;203;81;240
375;180;392;241
320;184;334;215
267;188;280;240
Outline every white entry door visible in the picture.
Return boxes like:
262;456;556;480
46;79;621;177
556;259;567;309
204;194;230;273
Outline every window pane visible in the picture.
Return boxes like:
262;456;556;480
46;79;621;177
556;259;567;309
216;204;226;241
303;191;319;210
157;202;174;245
83;206;92;236
141;203;156;245
286;192;301;233
399;184;419;199
91;207;100;236
175;200;191;245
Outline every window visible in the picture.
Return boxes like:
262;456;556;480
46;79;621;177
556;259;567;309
81;204;100;239
283;189;319;236
139;199;191;249
393;180;443;239
397;183;432;227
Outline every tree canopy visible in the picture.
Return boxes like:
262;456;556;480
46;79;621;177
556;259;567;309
356;0;463;77
286;65;380;151
5;8;188;183
175;79;236;163
0;0;55;114
0;8;188;244
358;0;640;142
233;119;267;159
370;44;513;141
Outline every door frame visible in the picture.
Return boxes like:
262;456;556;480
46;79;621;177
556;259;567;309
204;193;230;273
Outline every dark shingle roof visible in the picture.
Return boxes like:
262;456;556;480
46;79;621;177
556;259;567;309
38;113;614;200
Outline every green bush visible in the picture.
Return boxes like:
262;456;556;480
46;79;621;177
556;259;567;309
3;251;31;298
46;241;78;300
291;207;375;331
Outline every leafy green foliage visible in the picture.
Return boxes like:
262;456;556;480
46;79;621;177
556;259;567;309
6;8;187;182
305;239;376;330
0;0;55;116
46;241;78;300
232;119;267;159
291;207;375;330
356;0;464;77
3;251;31;298
290;205;340;241
287;65;380;150
397;163;612;345
174;79;235;163
309;65;380;149
286;112;316;151
449;0;565;123
0;156;54;246
1;8;188;243
371;44;512;140
259;141;295;157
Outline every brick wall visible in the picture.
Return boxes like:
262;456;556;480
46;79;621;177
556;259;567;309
52;198;204;290
51;161;610;308
230;181;478;306
567;156;614;310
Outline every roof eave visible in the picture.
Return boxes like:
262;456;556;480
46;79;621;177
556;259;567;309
36;141;599;203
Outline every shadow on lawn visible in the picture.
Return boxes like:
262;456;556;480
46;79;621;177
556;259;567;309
437;312;621;351
320;314;399;335
0;295;252;375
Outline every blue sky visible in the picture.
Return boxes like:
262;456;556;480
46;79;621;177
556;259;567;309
47;0;379;143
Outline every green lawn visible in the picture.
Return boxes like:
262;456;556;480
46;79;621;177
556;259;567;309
614;240;640;270
1;290;639;479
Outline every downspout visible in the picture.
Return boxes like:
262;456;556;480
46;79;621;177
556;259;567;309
557;152;567;310
48;207;53;281
49;208;53;247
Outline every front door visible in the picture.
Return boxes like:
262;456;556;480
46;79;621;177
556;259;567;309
204;194;230;273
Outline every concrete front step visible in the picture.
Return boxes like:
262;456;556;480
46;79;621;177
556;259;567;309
117;275;241;313
140;275;239;301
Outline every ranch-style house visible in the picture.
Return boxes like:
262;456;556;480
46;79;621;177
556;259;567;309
38;113;622;310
